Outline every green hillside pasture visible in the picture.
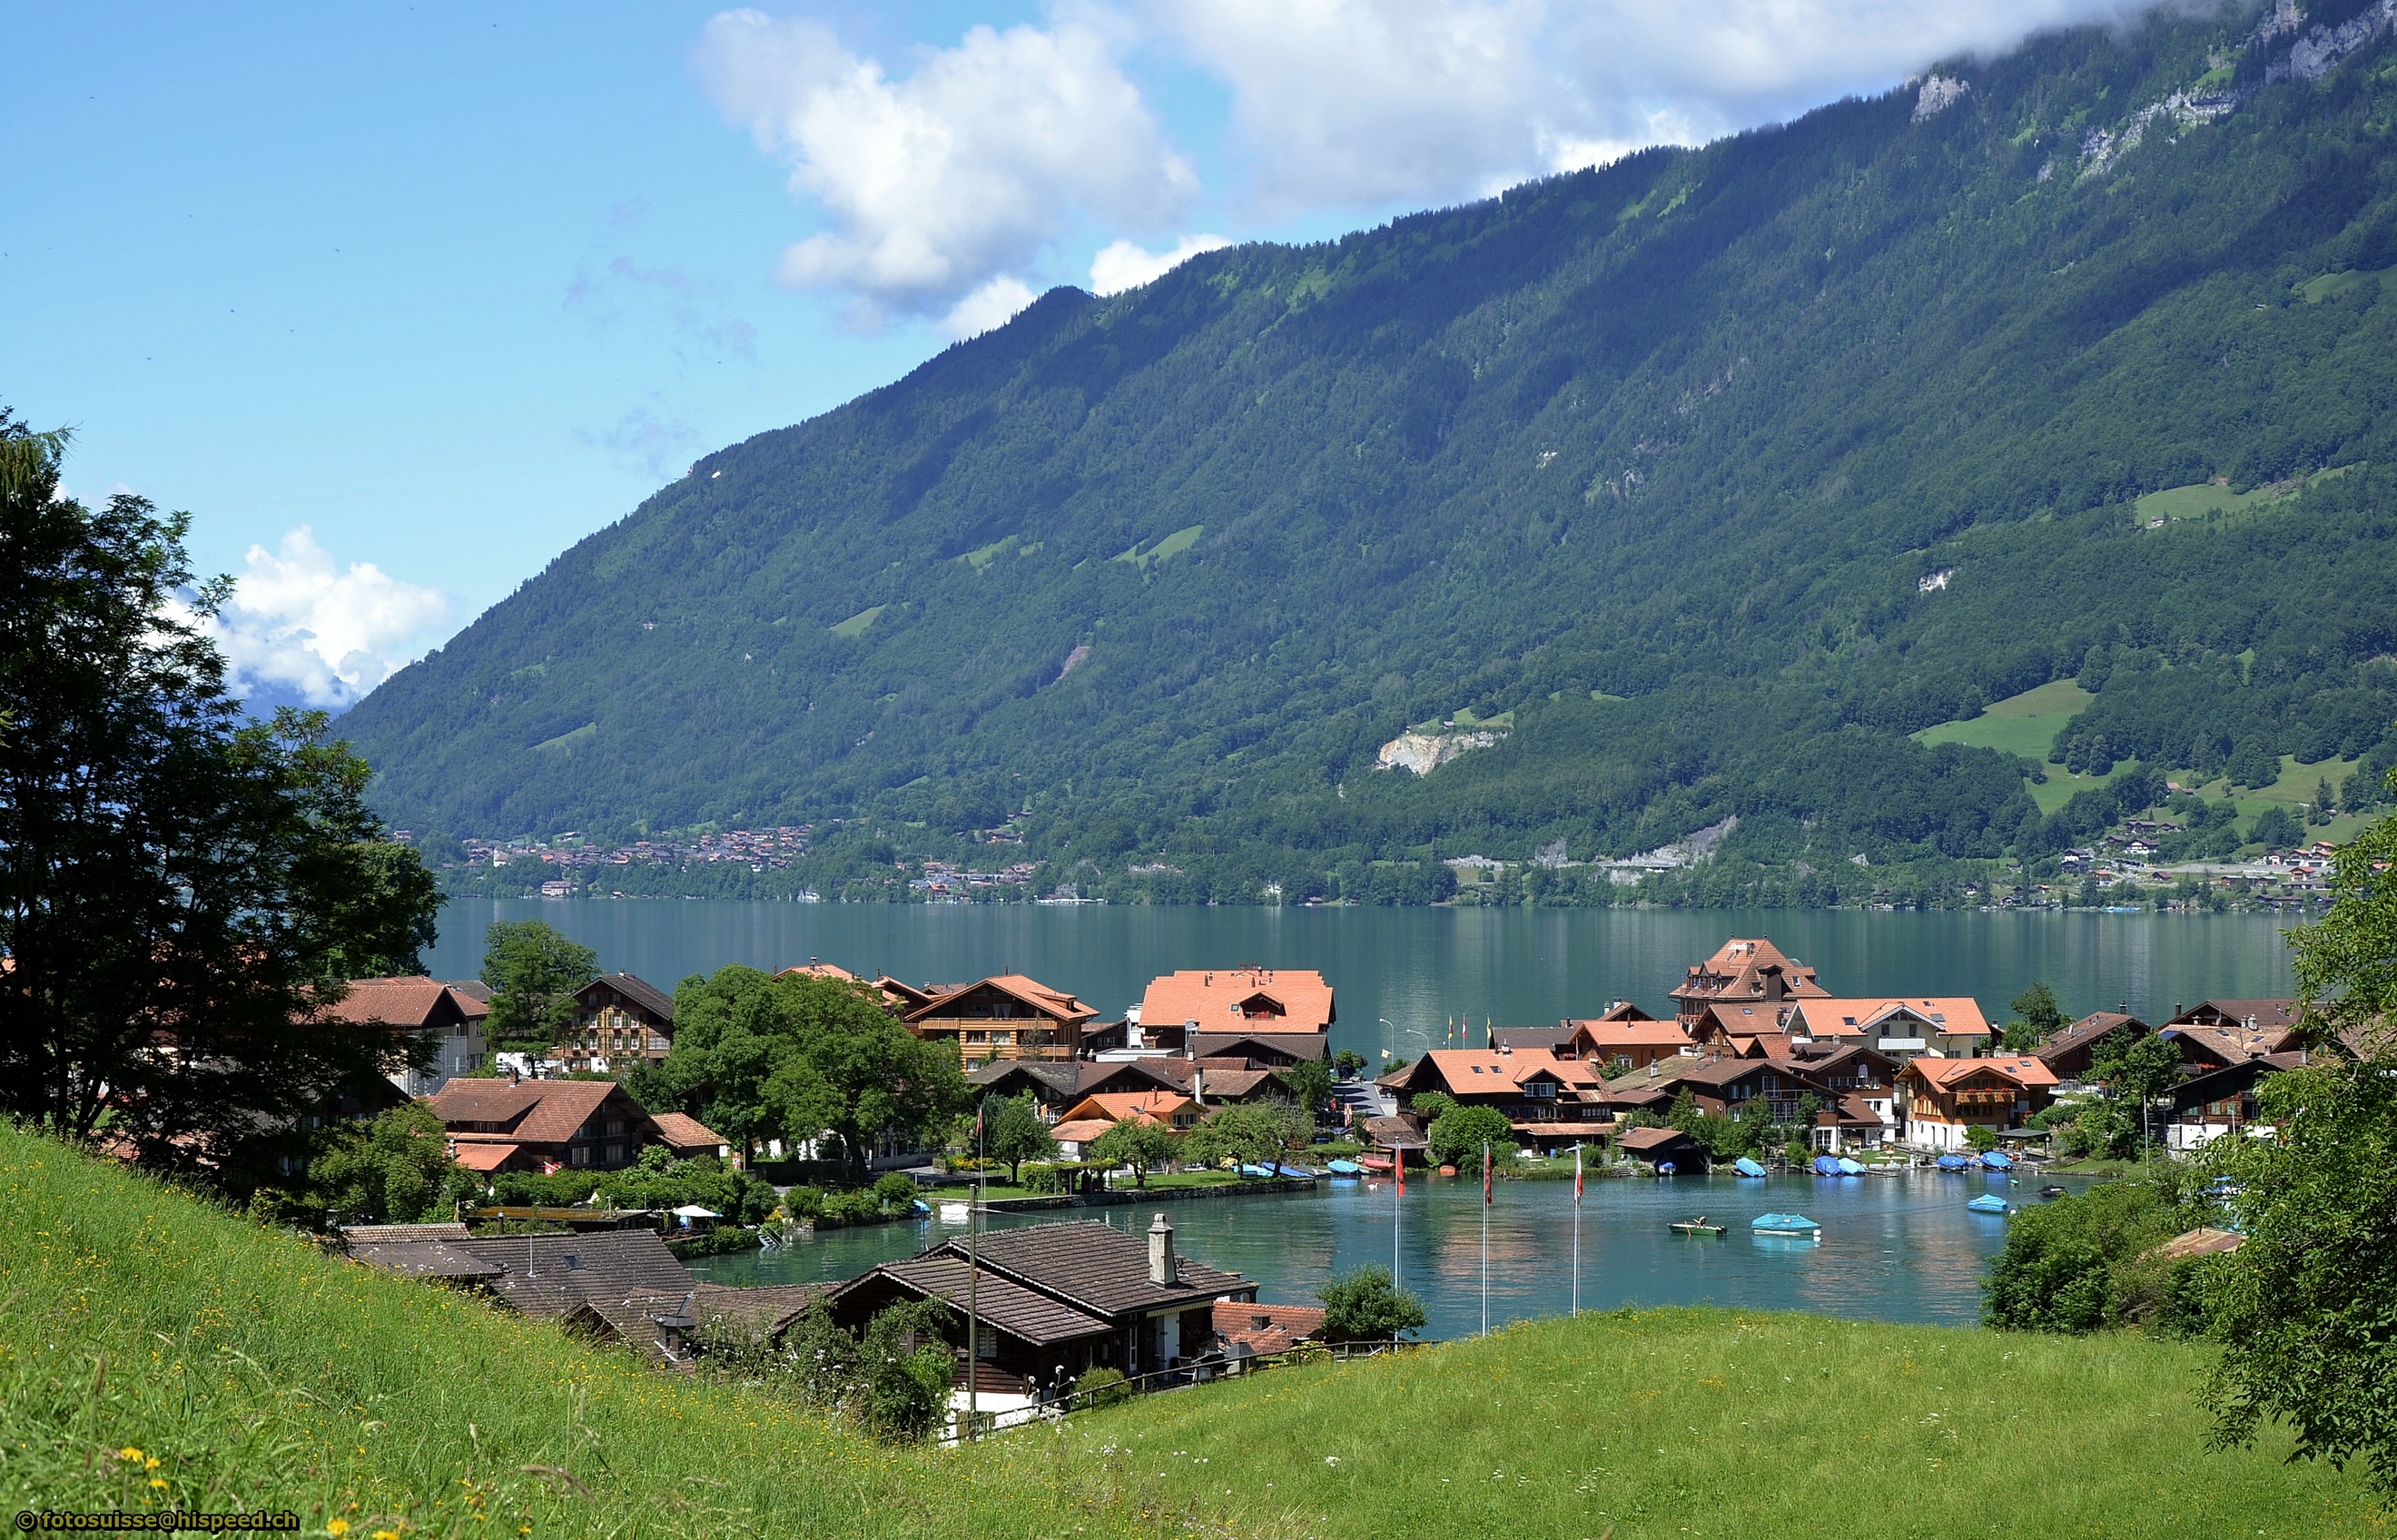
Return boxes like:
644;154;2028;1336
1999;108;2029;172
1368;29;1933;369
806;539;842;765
982;1307;2373;1540
2133;466;2357;528
0;1123;1144;1539
1915;678;2093;764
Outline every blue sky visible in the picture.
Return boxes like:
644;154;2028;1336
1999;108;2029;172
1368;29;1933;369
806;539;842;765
5;0;2141;710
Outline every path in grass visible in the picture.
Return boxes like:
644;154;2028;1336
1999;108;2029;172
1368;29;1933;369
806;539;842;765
978;1307;2377;1540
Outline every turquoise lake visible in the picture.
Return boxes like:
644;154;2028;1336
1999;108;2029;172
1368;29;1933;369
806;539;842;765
685;1168;2068;1334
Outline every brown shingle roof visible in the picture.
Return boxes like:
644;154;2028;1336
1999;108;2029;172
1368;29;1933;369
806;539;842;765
323;977;484;1030
578;972;676;1022
1214;1300;1324;1353
690;1281;827;1342
2036;1012;2150;1068
452;1229;695;1318
932;1219;1246;1318
349;1239;504;1280
650;1112;726;1152
905;974;1097;1027
429;1078;622;1144
340;1222;470;1244
853;1255;1113;1346
1186;1032;1330;1062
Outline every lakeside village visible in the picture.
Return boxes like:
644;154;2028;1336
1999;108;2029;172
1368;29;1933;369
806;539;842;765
324;935;2313;1437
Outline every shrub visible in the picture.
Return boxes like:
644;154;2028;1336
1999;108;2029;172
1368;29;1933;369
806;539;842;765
1425;1106;1514;1169
1318;1263;1427;1342
1983;1177;2192;1332
1966;1125;2001;1152
1072;1366;1132;1409
781;1185;824;1221
873;1171;919;1209
819;1189;884;1226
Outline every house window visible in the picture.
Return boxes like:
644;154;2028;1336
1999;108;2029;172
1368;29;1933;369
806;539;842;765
571;1146;590;1167
604;1143;623;1165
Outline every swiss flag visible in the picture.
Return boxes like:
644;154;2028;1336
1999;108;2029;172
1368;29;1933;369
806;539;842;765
541;1160;561;1175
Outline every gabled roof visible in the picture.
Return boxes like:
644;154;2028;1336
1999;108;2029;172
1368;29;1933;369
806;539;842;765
453;1229;695;1318
1490;1025;1575;1053
846;1255;1113;1347
904;974;1097;1026
451;1141;519;1172
1785;997;1993;1041
1186;1032;1330;1062
2036;1012;2151;1067
2168;1050;2308;1111
1056;1091;1196;1127
1672;1057;1780;1090
577;972;676;1022
1050;1119;1116;1144
1902;1056;2058;1091
1568;1018;1694;1050
1672;938;1828;1005
427;1077;624;1144
928;1219;1246;1318
323;977;486;1031
964;1060;1089;1099
689;1280;828;1343
2167;999;2300;1032
1406;1048;1574;1092
1216;1300;1325;1353
650;1111;727;1151
2165;1022;2299;1065
1139;968;1335;1033
340;1221;470;1244
347;1239;503;1280
1614;1126;1702;1152
1191;1067;1278;1101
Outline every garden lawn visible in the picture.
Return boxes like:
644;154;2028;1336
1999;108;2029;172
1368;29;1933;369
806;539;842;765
972;1306;2378;1540
0;1122;1153;1539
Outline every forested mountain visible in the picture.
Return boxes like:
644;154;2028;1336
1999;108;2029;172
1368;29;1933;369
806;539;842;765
346;0;2397;903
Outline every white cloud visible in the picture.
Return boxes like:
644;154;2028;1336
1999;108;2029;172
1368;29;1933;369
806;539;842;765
940;275;1041;341
1149;0;2166;210
1090;232;1233;294
695;10;1198;322
199;527;449;709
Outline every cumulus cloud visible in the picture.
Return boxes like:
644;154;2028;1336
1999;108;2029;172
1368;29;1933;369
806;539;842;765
1090;232;1233;294
695;10;1198;322
198;527;449;709
940;275;1041;340
1154;0;2163;208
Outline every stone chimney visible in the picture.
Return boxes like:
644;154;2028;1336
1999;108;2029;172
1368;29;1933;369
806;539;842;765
1148;1212;1177;1287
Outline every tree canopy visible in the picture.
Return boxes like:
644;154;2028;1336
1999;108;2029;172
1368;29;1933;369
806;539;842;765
0;420;441;1178
1318;1263;1427;1342
480;918;598;1052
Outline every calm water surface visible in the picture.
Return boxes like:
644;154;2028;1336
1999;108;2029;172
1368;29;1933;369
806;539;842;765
427;900;2295;1063
686;1168;2062;1334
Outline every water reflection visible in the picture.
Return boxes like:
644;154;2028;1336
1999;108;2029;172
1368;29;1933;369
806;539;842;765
690;1168;2066;1336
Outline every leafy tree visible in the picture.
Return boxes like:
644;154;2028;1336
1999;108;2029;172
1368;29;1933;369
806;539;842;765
1184;1103;1305;1171
873;1171;918;1210
1088;1118;1179;1187
1983;1179;2185;1333
2005;982;2070;1051
0;423;441;1176
1333;1050;1367;1078
1666;1087;1701;1134
773;1298;955;1443
1425;1105;1514;1170
1966;1124;2001;1153
308;1102;469;1226
979;1092;1056;1186
318;841;444;981
1317;1263;1427;1342
1277;1057;1335;1121
1409;1091;1456;1120
2086;1032;2185;1157
481;919;599;1052
2249;805;2303;851
2202;786;2397;1496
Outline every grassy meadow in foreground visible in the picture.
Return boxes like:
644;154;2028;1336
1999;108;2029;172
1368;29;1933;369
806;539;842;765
977;1307;2380;1540
0;1122;1146;1539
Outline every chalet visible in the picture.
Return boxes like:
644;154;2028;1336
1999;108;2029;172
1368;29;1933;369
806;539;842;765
1669;937;1829;1026
436;1229;699;1319
1184;1032;1329;1068
1685;1002;1795;1058
1897;1056;2057;1152
1047;1091;1200;1158
777;961;911;1013
1214;1300;1325;1355
902;974;1100;1062
1138;968;1335;1040
565;973;676;1071
1489;1025;1577;1054
1564;1007;1693;1070
2165;1051;2307;1151
1780;997;1993;1060
1376;1049;1613;1150
323;977;489;1099
826;1216;1255;1422
1613;1125;1708;1171
650;1111;731;1160
2160;1000;2303;1075
426;1076;717;1175
1785;1045;1899;1143
1188;1062;1291;1108
2035;1012;2153;1081
566;1281;828;1364
1672;1059;1826;1125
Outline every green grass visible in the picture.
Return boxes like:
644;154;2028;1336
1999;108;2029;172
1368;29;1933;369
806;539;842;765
1112;525;1204;569
2132;465;2355;526
829;603;887;637
976;1307;2378;1539
1914;679;2092;765
0;1123;1149;1538
2298;265;2394;303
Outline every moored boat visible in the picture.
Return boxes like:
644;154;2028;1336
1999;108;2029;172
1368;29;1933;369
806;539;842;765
1752;1212;1820;1236
1835;1157;1866;1175
1935;1154;1973;1171
1327;1159;1364;1176
2038;1184;2067;1199
1967;1193;2011;1214
1670;1217;1727;1236
1733;1156;1768;1178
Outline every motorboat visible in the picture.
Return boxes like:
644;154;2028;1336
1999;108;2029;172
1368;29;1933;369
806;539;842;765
1326;1160;1365;1176
1811;1155;1841;1176
1752;1212;1820;1236
1935;1154;1973;1171
1979;1150;2015;1170
1967;1194;2011;1214
1835;1158;1866;1175
2038;1185;2067;1199
1670;1217;1727;1236
1733;1156;1768;1178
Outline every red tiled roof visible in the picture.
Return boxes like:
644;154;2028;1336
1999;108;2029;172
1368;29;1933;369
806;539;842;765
451;1141;519;1172
1672;938;1828;1004
1139;969;1336;1034
650;1112;726;1151
1570;1019;1695;1050
1215;1300;1324;1353
1903;1056;2058;1090
1056;1091;1195;1127
428;1077;622;1144
323;977;484;1030
905;974;1097;1026
1785;997;1993;1041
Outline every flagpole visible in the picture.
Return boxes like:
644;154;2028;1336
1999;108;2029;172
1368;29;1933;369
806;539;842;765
968;1101;982;1441
1572;1141;1583;1317
1480;1139;1491;1338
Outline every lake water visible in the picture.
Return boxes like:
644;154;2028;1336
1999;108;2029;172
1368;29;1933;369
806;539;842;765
424;899;2297;1064
685;1167;2065;1334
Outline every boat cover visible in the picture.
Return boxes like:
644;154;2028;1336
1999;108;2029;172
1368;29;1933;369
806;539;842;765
1979;1151;2014;1170
1752;1212;1820;1230
1968;1194;2011;1213
1733;1157;1768;1178
1936;1154;1973;1170
1811;1155;1841;1175
1836;1158;1866;1175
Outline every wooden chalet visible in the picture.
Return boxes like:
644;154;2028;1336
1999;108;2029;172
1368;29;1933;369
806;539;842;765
1685;1002;1796;1058
1048;1091;1200;1158
1780;997;1993;1060
426;1075;721;1174
2035;1012;2153;1081
565;973;676;1071
1184;1031;1329;1067
1896;1056;2057;1152
1377;1048;1613;1150
1612;1125;1708;1171
1669;937;1828;1026
325;977;490;1099
2165;1051;2308;1151
901;974;1099;1061
1563;1004;1692;1069
2159;1000;2303;1076
827;1216;1255;1411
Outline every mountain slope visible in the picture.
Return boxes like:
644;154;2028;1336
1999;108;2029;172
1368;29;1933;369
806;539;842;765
345;1;2397;899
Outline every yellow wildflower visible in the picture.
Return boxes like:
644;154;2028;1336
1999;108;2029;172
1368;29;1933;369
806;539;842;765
327;1522;351;1537
119;1446;143;1461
